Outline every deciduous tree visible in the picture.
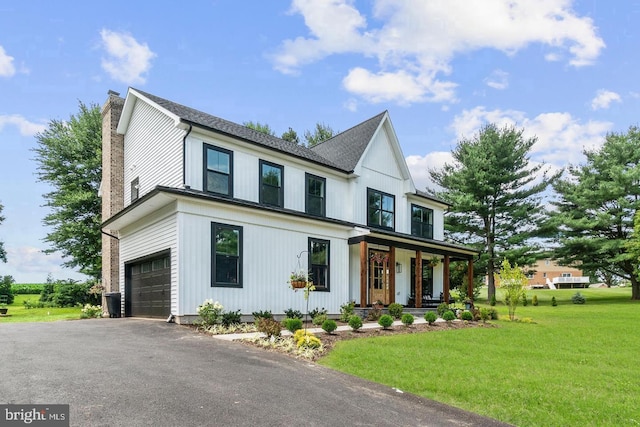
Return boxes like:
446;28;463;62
0;202;6;263
243;121;276;136
33;102;102;278
430;124;559;301
304;122;335;147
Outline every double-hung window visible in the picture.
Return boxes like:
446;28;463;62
211;222;242;287
411;204;434;239
305;173;326;217
367;188;395;230
260;160;283;207
204;144;233;196
309;238;329;291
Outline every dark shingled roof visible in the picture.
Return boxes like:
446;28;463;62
133;88;348;172
310;111;386;172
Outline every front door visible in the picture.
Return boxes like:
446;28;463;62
369;251;390;305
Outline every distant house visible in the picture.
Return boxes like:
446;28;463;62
527;259;589;289
100;88;477;323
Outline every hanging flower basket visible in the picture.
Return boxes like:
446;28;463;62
291;280;307;289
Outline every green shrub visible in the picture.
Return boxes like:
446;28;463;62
571;292;586;304
436;303;450;316
401;313;414;326
0;275;15;305
11;283;44;295
461;310;473;321
532;295;539;306
322;319;338;334
37;279;97;308
312;314;327;326
308;307;327;319
252;310;273;323
442;310;456;322
388;302;404;319
378;314;394;329
283;317;303;333
479;307;491;322
283;308;303;319
221;309;242;327
488;307;499;320
490;294;497;306
339;301;355;322
551;296;557;306
424;311;437;324
348;315;363;331
257;318;281;339
522;293;528;306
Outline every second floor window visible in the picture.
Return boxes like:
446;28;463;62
367;188;394;230
204;144;233;196
260;160;283;207
411;204;433;239
306;173;326;217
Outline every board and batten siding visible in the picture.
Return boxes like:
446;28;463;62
184;134;353;220
123;99;184;206
175;198;351;316
118;203;179;315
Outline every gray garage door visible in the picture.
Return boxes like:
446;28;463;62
126;254;171;318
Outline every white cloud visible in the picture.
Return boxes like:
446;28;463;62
100;29;156;84
406;152;454;192
0;115;47;136
272;0;604;105
450;106;612;165
485;69;509;90
591;89;621;110
4;246;87;282
0;45;16;77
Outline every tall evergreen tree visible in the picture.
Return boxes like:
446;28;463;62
281;127;300;144
33;102;102;278
552;126;640;300
430;124;558;300
0;202;6;263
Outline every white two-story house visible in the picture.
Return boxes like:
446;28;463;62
100;88;477;323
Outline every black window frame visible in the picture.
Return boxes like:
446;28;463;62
308;238;330;292
411;204;434;239
259;159;284;207
131;177;139;202
305;173;326;217
211;222;243;288
204;144;233;197
367;188;395;230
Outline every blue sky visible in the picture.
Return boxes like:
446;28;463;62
0;0;637;282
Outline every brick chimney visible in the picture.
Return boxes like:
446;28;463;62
101;90;125;293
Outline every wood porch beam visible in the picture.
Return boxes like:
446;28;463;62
389;246;396;304
415;250;422;308
443;254;450;304
359;241;367;308
467;258;474;300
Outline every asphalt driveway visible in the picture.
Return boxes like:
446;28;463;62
0;319;510;426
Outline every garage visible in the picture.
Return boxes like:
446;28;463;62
125;252;171;318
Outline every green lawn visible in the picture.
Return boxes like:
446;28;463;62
320;287;639;427
0;294;83;323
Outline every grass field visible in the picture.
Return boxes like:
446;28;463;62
319;287;639;427
0;294;83;323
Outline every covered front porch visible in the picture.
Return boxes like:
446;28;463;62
348;231;478;308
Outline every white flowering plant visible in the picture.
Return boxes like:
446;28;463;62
81;303;102;319
197;299;224;326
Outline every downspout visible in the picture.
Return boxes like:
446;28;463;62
182;123;193;188
101;229;119;241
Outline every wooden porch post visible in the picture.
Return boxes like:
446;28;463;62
359;241;367;308
389;246;396;304
415;251;422;308
443;255;450;304
467;258;474;300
